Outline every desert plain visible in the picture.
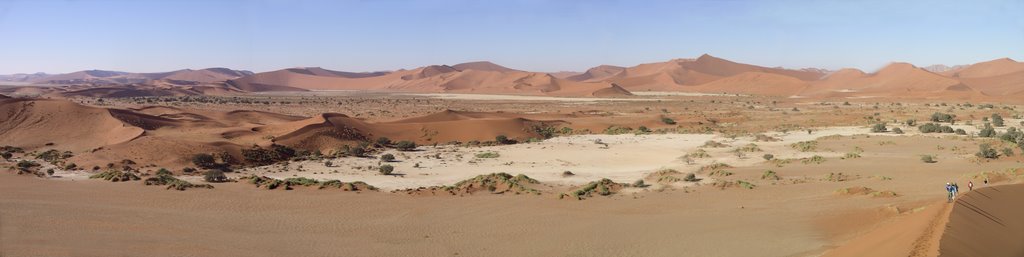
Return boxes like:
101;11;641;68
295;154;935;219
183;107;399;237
3;56;1024;256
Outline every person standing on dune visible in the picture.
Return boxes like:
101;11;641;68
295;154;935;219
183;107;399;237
953;183;959;199
946;183;954;203
969;181;973;191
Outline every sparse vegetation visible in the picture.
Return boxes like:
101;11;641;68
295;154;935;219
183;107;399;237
660;116;676;125
380;153;396;162
89;169;141;182
701;140;728;148
991;113;1005;127
379;164;395;175
930;112;955;123
563;178;624;200
603;126;634;135
919;123;954;133
920;155;937;163
870;123;888;133
203;169;228;182
979;123;997;137
241;144;297;165
191;153;218;169
802;155;826;164
475;151;501;158
761;170;780;180
687;149;711;158
976;143;999;159
144;168;214;190
395;140;417;151
790;141;818;152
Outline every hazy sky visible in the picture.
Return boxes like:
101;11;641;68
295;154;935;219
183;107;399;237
0;0;1021;74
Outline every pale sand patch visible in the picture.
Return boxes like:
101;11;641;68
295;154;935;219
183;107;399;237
630;91;739;97
398;93;659;101
243;126;876;190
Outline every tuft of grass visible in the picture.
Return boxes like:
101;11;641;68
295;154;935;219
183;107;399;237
90;169;141;182
920;155;937;163
699;162;733;172
708;170;734;177
686;149;711;158
790;141;818;152
475;152;501;158
701;140;729;148
737;180;756;189
761;170;781;180
562;178;625;200
802;155;826;164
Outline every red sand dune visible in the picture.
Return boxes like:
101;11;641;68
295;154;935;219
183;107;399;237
798;63;987;100
261;110;568;152
0;98;145;151
599;54;825;91
27;68;252;85
451;61;523;73
938;184;1024;257
945;58;1024;79
228;64;631;97
566;65;625;82
1;98;579;168
685;71;810;96
8;56;1024;100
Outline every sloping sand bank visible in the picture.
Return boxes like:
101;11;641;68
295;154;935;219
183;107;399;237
938;184;1024;257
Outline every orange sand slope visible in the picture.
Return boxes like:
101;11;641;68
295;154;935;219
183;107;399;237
227;63;632;97
0;98;575;168
938;184;1024;257
826;184;1024;257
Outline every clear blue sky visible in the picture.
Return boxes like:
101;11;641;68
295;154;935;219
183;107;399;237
0;0;1021;74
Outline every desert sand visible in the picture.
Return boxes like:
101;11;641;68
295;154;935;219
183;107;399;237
4;55;1024;257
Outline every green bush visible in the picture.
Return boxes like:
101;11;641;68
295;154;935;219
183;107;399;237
791;141;818;152
976;143;999;159
870;123;888;133
762;154;774;160
992;114;1005;127
16;160;40;171
347;146;367;157
1001;147;1015;157
919;123;954;133
191;153;217;169
920;155;937;163
603;126;633;135
475;152;501;158
979;123;996;137
379;164;395;175
495;135;514;144
241;144;296;165
531;125;557;139
90;170;140;182
661;117;677;125
380;153;395;162
395;141;417;151
930;112;955;123
892;127;904;134
203;169;228;183
375;137;392;147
